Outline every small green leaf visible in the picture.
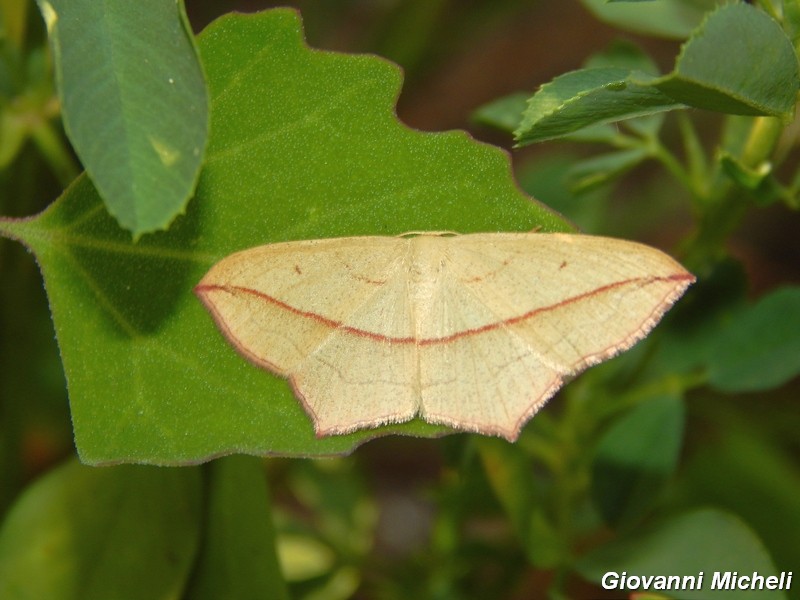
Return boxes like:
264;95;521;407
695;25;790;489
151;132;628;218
580;0;718;39
567;147;649;193
591;394;684;527
516;5;799;146
649;3;800;119
187;456;289;600
474;42;664;139
708;287;800;393
35;0;209;237
514;68;682;145
719;151;771;190
0;459;201;600
516;153;612;232
719;150;785;206
0;9;568;464
562;123;623;143
576;508;787;600
583;39;659;74
472;92;528;133
583;40;666;138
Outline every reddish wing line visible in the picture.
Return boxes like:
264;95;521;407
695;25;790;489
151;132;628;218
195;272;693;346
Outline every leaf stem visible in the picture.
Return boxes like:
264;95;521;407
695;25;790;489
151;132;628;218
739;116;784;167
683;116;785;268
648;138;695;196
677;112;710;200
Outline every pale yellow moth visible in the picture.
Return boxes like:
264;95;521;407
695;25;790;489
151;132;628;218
195;232;694;441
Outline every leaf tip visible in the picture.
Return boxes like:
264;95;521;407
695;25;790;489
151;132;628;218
38;0;57;33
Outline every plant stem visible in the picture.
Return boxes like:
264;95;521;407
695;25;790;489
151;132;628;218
683;116;785;269
648;137;695;197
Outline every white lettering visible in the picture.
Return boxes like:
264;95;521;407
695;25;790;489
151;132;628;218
680;574;701;589
651;576;668;590
713;572;732;589
640;575;655;589
601;570;791;592
601;572;619;590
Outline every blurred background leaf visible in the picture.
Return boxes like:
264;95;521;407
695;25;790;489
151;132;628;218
0;459;201;600
580;0;721;39
591;393;685;527
707;287;800;393
576;508;788;600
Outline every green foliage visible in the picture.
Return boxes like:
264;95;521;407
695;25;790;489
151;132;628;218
1;9;565;465
35;0;208;237
649;3;799;117
514;4;799;146
580;0;721;39
477;437;565;567
187;456;289;600
0;459;201;599
514;67;682;145
591;394;685;527
707;287;800;392
1;1;799;598
576;509;787;600
678;422;800;578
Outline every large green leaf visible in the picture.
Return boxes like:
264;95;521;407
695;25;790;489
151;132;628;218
0;9;568;464
35;0;208;237
649;3;800;119
0;459;201;600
